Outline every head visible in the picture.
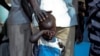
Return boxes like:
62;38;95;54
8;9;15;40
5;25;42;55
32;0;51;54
39;11;56;40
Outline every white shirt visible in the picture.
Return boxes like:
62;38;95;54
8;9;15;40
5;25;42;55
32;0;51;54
40;0;71;27
38;37;63;51
32;0;77;27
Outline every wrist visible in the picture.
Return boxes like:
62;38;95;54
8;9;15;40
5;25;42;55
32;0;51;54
40;30;44;34
33;7;40;12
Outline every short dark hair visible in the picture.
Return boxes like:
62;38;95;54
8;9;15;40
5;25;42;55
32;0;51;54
39;12;56;29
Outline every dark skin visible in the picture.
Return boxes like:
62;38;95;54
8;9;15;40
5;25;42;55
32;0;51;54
29;0;48;22
75;1;85;44
21;0;33;22
21;0;48;22
30;12;64;48
21;0;54;42
21;0;64;48
30;12;56;43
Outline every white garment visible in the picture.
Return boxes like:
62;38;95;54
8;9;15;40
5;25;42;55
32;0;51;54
40;0;71;27
38;37;63;51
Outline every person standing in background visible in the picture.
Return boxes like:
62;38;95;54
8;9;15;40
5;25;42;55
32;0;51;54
75;1;86;43
7;0;32;56
87;0;100;56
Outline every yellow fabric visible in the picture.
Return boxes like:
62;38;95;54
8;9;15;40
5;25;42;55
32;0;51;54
56;26;75;56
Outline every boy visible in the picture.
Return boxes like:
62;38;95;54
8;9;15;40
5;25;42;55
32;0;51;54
30;12;64;56
28;0;77;56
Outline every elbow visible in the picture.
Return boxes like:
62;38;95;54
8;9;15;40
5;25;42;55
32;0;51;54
29;37;37;43
29;38;35;43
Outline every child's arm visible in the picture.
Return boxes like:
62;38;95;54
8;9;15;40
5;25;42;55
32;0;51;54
30;30;50;43
30;31;43;43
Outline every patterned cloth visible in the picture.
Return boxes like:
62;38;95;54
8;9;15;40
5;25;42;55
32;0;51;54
87;0;100;55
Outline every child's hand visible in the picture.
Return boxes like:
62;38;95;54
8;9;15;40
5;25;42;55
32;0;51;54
42;30;55;39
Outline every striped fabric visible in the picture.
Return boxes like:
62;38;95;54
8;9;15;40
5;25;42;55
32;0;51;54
88;0;100;55
89;18;100;55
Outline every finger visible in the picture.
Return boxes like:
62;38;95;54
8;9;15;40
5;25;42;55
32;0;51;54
43;11;48;18
51;31;54;35
39;13;45;21
44;30;48;34
46;11;52;13
38;14;43;22
49;32;52;37
51;31;54;36
48;31;50;36
51;31;55;36
50;31;54;37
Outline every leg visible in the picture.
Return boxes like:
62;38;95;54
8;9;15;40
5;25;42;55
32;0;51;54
23;24;32;56
8;24;32;56
8;24;24;56
0;42;9;56
56;26;75;56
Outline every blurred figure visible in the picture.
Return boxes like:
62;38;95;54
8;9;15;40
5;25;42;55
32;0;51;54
75;1;85;43
0;0;10;56
85;0;93;16
0;0;10;44
87;0;100;56
7;0;32;56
